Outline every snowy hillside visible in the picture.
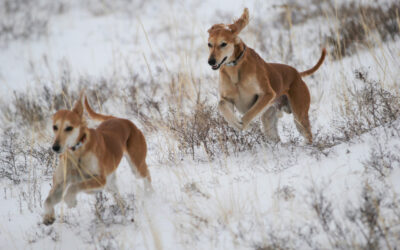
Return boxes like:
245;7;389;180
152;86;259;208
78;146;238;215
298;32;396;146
0;0;399;249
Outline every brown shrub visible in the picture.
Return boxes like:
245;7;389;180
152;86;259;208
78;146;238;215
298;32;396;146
274;2;400;59
165;98;267;160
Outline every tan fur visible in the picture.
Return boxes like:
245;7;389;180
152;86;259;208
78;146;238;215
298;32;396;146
207;8;326;144
43;92;152;225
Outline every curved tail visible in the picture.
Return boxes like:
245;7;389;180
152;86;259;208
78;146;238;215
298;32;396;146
84;96;115;121
300;48;326;77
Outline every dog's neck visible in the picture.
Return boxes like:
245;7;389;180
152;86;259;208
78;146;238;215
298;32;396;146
226;42;246;67
70;127;89;152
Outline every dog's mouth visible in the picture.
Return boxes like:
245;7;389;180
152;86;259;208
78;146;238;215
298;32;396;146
211;57;227;70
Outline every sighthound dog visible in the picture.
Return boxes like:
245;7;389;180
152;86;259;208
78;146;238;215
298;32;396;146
207;8;326;144
43;93;152;225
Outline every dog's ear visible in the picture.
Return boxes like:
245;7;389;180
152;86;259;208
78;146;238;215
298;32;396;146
228;8;249;35
72;90;84;117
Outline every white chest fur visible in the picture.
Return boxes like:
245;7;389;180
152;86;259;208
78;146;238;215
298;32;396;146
64;152;100;177
79;153;100;176
220;76;261;114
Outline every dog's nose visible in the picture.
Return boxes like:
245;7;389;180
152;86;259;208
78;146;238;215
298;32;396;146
52;144;61;152
208;58;216;66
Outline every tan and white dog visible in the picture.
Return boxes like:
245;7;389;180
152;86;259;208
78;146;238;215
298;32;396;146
207;8;326;144
43;93;152;225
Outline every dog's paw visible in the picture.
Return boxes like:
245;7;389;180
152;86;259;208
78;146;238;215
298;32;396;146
234;121;243;130
240;115;253;131
240;120;251;131
229;119;244;130
43;214;55;226
145;185;155;196
64;195;77;208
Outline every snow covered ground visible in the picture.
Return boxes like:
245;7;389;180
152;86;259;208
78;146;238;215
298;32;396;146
0;0;399;249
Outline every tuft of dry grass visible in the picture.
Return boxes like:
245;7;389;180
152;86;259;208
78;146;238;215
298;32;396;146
326;3;400;60
274;1;400;60
337;70;400;138
313;69;400;150
0;129;54;183
164;97;267;160
1;1;400;248
0;0;68;44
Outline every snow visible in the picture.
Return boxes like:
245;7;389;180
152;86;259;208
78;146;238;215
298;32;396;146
0;0;399;249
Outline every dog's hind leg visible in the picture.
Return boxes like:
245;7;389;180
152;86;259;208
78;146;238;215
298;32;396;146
125;154;153;194
287;79;312;144
294;114;312;144
261;105;281;143
107;173;126;214
279;95;292;114
125;134;153;193
140;163;153;194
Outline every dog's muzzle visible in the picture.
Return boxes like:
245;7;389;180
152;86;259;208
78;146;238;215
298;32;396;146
52;144;61;153
209;57;227;70
208;58;216;66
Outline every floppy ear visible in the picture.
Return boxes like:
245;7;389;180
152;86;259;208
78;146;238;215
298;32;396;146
72;90;84;117
228;8;249;35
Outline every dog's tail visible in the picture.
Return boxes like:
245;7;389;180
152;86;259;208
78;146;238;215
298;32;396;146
300;48;326;77
84;96;115;121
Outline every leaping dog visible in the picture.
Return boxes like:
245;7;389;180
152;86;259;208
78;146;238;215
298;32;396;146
207;8;326;144
43;92;152;225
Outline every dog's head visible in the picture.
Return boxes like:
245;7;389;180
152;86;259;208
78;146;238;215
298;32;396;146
51;93;85;154
207;8;249;70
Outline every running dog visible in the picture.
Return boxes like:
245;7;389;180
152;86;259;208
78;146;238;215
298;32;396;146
43;92;152;225
207;8;326;144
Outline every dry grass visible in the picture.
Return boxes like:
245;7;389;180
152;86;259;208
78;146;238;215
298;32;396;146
0;0;400;249
337;70;400;138
0;0;66;44
0;129;54;184
326;2;400;60
274;1;400;60
313;69;400;150
164;98;267;160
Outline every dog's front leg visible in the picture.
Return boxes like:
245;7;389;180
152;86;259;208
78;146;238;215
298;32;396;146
218;98;242;130
43;183;66;225
43;163;70;225
241;90;276;130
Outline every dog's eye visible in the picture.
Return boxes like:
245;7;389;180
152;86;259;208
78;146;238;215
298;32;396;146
220;42;227;47
65;126;73;132
53;125;58;131
208;43;212;48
